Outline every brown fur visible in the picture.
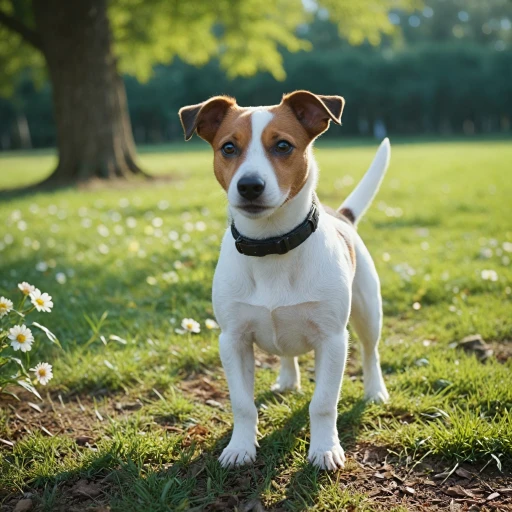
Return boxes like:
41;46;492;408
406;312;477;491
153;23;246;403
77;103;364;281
323;205;356;268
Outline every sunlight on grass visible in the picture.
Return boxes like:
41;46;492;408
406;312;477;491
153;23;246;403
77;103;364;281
0;138;511;510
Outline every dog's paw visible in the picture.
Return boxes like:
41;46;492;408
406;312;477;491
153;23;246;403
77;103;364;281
364;382;390;404
308;444;345;471
271;379;300;393
219;443;256;468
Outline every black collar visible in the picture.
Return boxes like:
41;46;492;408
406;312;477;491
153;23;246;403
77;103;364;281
231;201;320;257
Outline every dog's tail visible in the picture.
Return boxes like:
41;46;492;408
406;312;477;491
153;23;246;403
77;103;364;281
338;138;390;225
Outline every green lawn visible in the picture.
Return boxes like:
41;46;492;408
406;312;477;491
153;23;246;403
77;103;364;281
0;138;511;511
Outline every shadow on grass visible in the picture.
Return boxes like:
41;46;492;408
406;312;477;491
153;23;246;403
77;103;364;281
19;390;369;511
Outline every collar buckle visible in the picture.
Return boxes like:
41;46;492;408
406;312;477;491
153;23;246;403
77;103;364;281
234;237;244;254
277;237;290;255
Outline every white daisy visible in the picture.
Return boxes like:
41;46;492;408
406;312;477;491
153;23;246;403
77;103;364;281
481;269;498;282
30;289;54;312
205;319;219;330
8;325;34;352
0;296;13;317
31;362;53;385
18;282;36;295
181;318;201;334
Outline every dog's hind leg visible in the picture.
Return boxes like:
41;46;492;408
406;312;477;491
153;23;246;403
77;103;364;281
271;356;300;392
350;237;389;403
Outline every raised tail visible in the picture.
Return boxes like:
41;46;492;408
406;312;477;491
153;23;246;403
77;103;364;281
339;138;390;225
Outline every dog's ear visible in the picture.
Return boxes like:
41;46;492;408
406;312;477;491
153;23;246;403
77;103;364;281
282;91;344;138
178;96;236;143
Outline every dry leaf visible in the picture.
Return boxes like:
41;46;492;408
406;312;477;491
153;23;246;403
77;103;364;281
14;499;33;512
455;467;473;479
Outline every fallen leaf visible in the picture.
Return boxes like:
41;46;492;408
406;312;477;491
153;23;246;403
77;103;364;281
445;485;468;498
205;399;223;409
486;492;500;501
27;402;42;413
457;334;493;360
14;499;33;512
402;486;415;495
455;467;473;479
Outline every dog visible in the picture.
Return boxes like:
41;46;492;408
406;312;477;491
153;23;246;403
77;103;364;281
179;91;390;470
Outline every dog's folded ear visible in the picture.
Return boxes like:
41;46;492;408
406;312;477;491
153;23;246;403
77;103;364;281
282;91;345;138
179;96;236;143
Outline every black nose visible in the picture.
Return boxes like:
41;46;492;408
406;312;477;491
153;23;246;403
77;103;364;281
237;176;265;200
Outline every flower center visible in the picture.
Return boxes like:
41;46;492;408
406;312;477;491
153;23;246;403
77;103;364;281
36;298;44;306
38;369;47;377
17;334;26;343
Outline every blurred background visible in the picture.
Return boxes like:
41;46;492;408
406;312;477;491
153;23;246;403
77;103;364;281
0;0;511;185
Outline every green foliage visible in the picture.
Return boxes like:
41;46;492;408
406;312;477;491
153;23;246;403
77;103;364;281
0;0;418;98
109;0;419;82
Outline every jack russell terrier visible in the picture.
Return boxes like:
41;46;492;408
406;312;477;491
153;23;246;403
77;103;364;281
179;91;390;471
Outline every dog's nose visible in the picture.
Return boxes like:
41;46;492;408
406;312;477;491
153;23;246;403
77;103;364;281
237;176;265;200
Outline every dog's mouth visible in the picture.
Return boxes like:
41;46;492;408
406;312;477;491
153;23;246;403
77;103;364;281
235;204;274;216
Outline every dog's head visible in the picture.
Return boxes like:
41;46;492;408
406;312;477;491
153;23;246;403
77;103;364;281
179;91;344;218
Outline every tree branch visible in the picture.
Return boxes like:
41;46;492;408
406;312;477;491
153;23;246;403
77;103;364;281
0;9;42;51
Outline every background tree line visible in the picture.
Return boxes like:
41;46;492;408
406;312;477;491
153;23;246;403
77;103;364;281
1;0;511;157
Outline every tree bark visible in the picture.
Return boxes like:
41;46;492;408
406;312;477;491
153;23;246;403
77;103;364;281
32;0;146;183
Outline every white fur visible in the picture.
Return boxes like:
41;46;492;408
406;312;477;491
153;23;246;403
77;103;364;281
341;138;390;224
213;116;390;469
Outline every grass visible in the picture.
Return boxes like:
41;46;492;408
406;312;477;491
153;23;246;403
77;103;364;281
0;137;511;510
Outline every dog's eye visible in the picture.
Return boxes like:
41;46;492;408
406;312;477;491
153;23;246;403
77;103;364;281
221;142;237;156
275;140;293;154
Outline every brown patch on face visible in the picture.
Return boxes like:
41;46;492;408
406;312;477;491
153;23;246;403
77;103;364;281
259;104;314;200
211;107;253;191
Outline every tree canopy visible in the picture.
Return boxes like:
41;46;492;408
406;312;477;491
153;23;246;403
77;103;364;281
0;0;418;96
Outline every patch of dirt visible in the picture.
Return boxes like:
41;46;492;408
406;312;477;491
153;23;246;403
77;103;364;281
346;444;512;511
0;390;133;450
179;370;228;407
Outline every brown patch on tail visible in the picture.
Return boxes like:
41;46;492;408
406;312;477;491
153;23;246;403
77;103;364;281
339;207;355;224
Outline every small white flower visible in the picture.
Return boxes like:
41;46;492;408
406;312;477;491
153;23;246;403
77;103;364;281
19;282;36;295
8;325;34;352
412;302;421;310
0;296;13;317
481;269;498;281
30;289;54;312
31;362;53;385
205;319;219;330
55;272;67;284
180;318;201;334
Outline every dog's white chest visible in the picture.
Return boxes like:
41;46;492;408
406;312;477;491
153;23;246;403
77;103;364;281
232;301;324;356
213;223;352;357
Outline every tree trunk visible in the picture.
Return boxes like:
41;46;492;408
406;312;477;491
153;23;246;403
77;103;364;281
33;0;146;183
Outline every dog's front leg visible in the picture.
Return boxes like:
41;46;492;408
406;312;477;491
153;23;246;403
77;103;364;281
308;329;348;470
218;332;258;467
